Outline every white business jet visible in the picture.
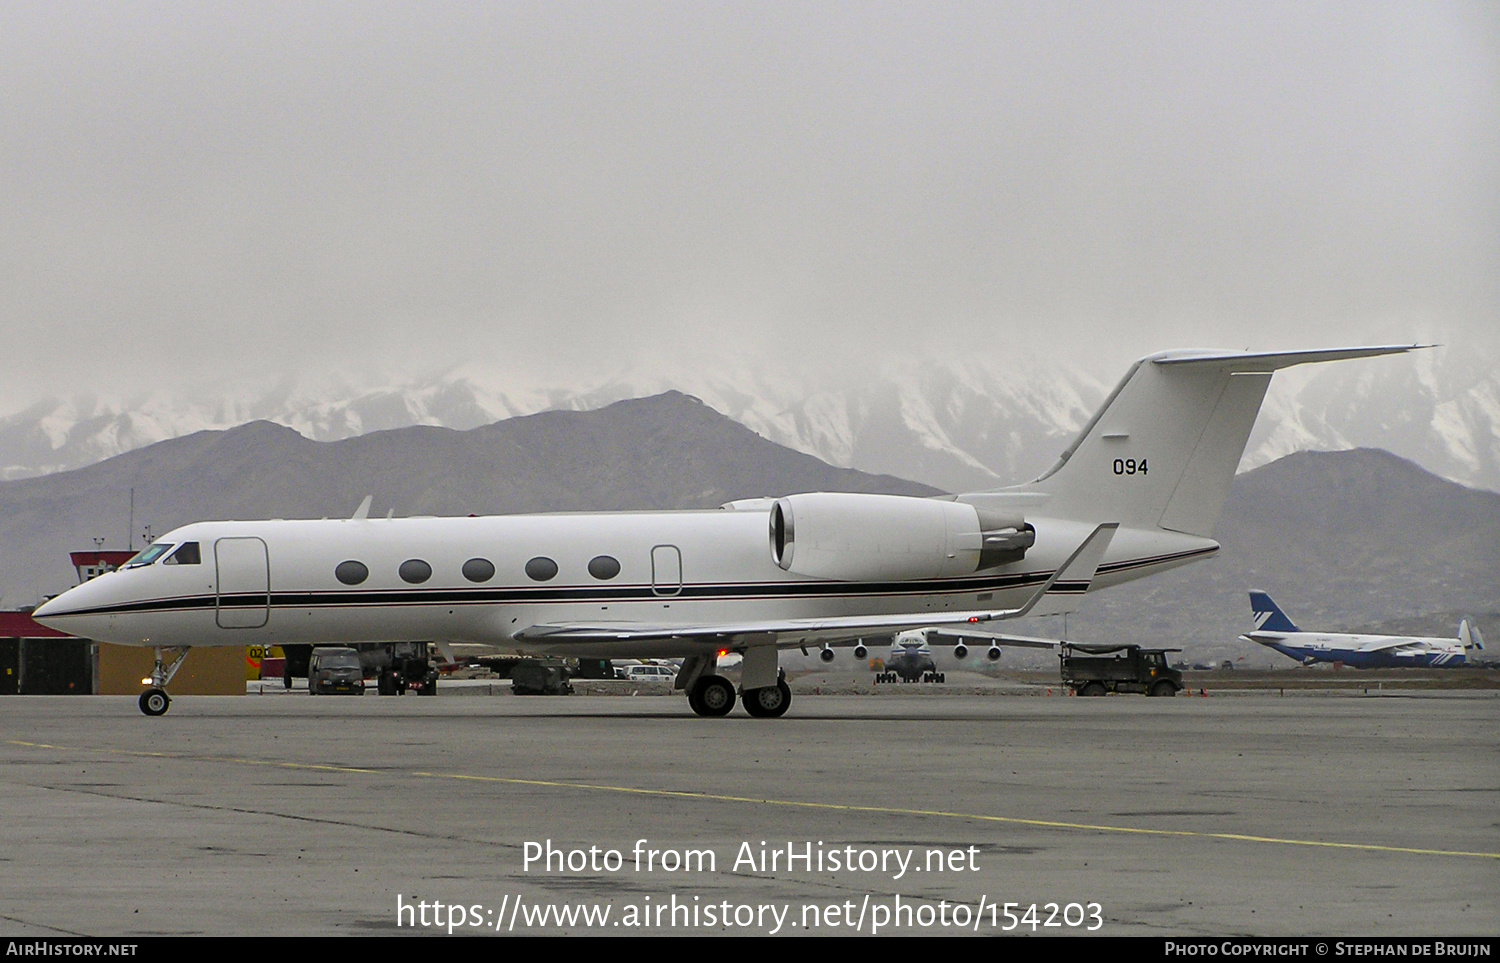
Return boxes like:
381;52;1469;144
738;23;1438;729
33;346;1420;716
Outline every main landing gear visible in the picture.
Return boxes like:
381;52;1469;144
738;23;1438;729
679;651;793;718
742;675;792;718
687;674;736;716
139;647;190;716
683;673;793;718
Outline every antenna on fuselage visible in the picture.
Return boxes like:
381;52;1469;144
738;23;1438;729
351;495;373;520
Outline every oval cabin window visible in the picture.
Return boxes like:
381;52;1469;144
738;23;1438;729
525;556;558;581
399;559;432;584
462;558;495;583
587;555;621;580
335;561;368;585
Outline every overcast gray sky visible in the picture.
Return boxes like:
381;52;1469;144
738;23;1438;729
2;1;1496;410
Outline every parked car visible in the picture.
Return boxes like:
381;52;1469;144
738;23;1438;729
620;664;676;684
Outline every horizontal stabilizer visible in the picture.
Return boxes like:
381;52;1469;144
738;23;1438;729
1152;345;1427;370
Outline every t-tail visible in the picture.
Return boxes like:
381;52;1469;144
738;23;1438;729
1249;591;1300;633
1016;346;1423;538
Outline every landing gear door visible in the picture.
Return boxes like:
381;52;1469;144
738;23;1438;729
651;545;682;597
215;537;270;629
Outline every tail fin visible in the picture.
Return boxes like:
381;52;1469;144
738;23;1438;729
1249;591;1300;633
1459;619;1485;651
1023;346;1421;537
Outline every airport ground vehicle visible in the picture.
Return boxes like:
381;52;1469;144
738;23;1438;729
1060;643;1182;696
283;641;438;695
620;663;677;683
375;642;438;693
307;646;365;695
510;659;574;695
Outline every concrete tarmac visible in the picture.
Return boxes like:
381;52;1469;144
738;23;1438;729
1;689;1496;937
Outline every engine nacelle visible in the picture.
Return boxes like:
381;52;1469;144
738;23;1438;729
986;646;1003;662
952;643;969;660
853;644;868;660
819;646;836;663
769;492;1033;581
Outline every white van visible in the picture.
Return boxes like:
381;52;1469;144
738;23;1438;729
620;664;676;684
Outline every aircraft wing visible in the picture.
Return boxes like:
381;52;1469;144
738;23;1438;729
516;610;1044;648
514;523;1117;649
1351;636;1426;653
922;628;1062;650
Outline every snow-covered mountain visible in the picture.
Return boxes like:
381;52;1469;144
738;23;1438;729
3;347;1496;493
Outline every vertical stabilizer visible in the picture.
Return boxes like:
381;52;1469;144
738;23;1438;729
1022;346;1421;537
1249;591;1300;633
1459;619;1485;651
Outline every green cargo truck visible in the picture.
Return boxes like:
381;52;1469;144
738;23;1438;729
1060;643;1182;697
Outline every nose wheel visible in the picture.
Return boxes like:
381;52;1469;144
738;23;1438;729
137;647;190;716
139;688;171;716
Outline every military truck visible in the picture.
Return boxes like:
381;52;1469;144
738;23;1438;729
510;659;574;695
1060;643;1182;697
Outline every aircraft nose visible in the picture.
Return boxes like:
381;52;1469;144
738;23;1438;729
32;592;80;626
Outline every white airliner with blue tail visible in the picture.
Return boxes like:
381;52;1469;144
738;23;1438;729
33;346;1422;716
1242;591;1485;668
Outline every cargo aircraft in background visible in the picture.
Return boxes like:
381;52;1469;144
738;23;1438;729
34;346;1422;717
822;626;1061;683
1241;591;1485;668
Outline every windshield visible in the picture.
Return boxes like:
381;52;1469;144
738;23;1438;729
315;652;362;669
126;543;174;568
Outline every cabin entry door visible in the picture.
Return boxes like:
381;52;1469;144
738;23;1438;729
215;537;270;629
651;545;682;597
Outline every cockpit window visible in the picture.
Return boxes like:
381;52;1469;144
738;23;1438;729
163;542;201;565
126;543;175;568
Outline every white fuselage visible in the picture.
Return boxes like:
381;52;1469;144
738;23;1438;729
34;509;1214;658
1243;630;1471;668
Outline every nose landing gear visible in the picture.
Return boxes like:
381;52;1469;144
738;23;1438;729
138;647;190;716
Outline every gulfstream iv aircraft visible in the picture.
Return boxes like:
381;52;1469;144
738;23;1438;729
34;346;1419;716
1242;591;1485;668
